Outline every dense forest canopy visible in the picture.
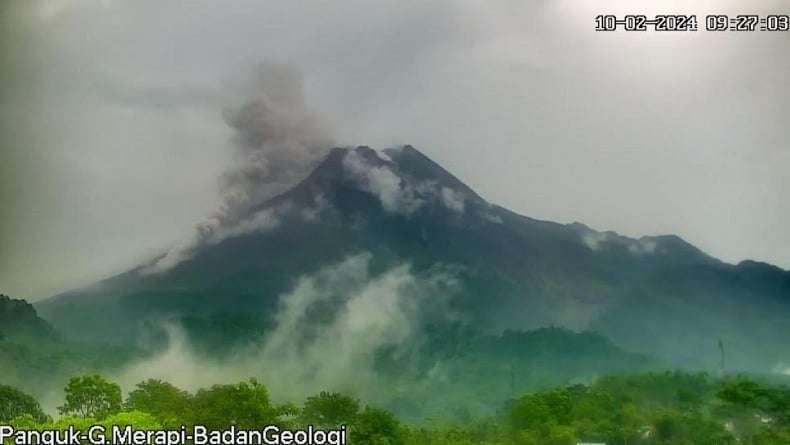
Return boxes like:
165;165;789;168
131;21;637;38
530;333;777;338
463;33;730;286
2;372;789;444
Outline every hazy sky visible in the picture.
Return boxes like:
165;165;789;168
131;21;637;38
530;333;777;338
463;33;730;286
1;0;788;301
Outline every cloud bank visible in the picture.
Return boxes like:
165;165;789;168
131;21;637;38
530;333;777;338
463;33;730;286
118;253;459;401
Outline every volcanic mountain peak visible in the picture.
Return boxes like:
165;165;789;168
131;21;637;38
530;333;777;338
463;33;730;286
143;144;723;277
37;144;790;371
304;145;472;190
248;145;489;225
134;145;493;276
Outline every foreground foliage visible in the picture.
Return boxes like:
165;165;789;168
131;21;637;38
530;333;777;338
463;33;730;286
2;372;790;444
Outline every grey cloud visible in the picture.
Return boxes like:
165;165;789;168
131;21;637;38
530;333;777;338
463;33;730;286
218;64;335;225
140;63;335;274
1;0;788;299
141;201;293;274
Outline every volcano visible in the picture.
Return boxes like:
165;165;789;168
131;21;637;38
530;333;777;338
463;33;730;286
37;145;790;371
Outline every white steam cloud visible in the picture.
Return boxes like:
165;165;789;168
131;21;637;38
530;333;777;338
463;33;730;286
342;150;425;214
119;253;459;401
771;363;790;376
439;187;465;213
581;231;658;255
258;253;455;396
628;238;658;255
342;149;468;216
582;232;611;251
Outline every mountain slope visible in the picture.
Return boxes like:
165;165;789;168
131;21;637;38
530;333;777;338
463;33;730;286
0;295;140;398
36;145;790;371
0;294;58;344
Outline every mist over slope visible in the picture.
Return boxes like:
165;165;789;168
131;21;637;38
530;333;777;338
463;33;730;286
36;145;790;374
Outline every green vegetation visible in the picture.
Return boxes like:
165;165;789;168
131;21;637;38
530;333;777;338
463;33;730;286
0;295;142;399
58;375;122;420
2;372;789;444
3;293;790;443
0;295;57;344
124;379;191;426
0;290;658;421
0;385;48;423
190;379;285;429
300;392;360;427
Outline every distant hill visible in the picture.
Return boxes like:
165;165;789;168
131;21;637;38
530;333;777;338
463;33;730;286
375;326;657;419
0;294;57;344
36;145;790;372
0;295;139;398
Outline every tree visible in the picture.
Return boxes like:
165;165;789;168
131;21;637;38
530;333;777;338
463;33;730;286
654;411;686;443
545;425;576;445
0;385;48;422
102;411;162;430
647;410;733;445
300;392;359;427
352;406;404;445
125;379;192;424
508;393;553;431
191;379;280;429
718;378;763;408
58;375;122;420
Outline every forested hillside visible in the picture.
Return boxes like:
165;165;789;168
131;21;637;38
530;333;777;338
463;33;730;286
2;372;789;444
0;294;658;419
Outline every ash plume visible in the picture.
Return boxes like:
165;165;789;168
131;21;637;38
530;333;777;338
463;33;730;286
218;64;334;225
142;64;334;274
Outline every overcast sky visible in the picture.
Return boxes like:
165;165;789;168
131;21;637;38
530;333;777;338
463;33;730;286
1;0;788;301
